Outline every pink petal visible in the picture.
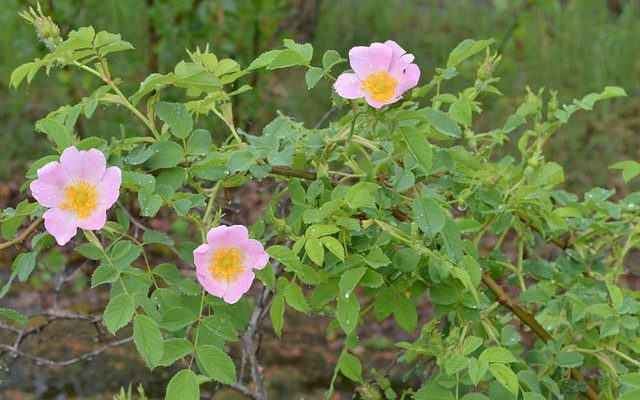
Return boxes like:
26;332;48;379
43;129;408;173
193;243;212;274
384;40;416;76
30;161;71;208
334;73;364;99
77;206;108;230
222;269;255;304
43;208;78;245
206;225;249;248
348;43;393;79
60;147;107;184
197;271;228;298
97;166;122;207
239;239;269;270
395;64;421;95
364;94;395;109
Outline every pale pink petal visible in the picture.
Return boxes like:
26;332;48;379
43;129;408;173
334;73;364;99
193;243;212;274
60;147;106;184
30;162;71;208
395;64;421;95
222;269;255;304
43;208;78;245
384;40;416;76
206;225;249;248
240;239;269;270
96;166;122;207
77;206;108;230
197;272;228;298
364;94;395;109
349;43;393;79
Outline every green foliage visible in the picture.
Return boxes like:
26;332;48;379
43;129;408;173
1;5;639;400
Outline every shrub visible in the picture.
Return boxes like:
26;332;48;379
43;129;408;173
2;5;639;400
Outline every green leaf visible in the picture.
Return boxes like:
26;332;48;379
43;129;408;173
14;251;38;282
0;307;28;325
305;67;324;89
339;353;363;382
161;307;198;332
320;236;345;261
75;243;103;260
463;336;483;356
339;267;367;295
284;282;309;313
479;347;517;363
165;369;199;400
556;351;584;368
146;141;185;169
305;238;324;266
336;294;359;334
468;358;488;385
400;126;433;174
160;338;193;367
442;219;463;261
186;129;212;156
413;196;446;236
36;119;72;151
133;315;164;369
155;102;193;139
420;108;462;138
270;294;285;337
103;294;135;334
447;38;495;68
91;263;119;286
306;224;340;237
10;62;36;88
488;363;519;395
268;49;308;69
200;315;238;341
138;189;163;217
393;294;417;332
610;160;640;183
322;49;345;70
173;61;222;92
196;345;237;384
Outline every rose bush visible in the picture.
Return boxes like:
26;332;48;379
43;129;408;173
1;5;640;400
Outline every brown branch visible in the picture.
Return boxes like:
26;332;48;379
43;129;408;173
481;272;599;400
0;216;44;252
0;336;133;367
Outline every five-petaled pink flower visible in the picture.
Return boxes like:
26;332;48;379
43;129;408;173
334;40;420;109
30;146;121;246
194;225;269;304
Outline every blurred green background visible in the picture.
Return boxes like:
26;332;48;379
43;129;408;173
1;0;639;192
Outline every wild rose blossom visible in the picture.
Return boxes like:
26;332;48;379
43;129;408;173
334;40;420;109
30;146;121;245
194;225;269;304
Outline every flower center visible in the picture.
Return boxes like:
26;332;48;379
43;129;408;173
60;180;98;219
209;247;244;283
361;71;398;103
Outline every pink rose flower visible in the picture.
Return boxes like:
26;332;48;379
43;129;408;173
334;40;420;109
30;146;122;246
194;225;269;304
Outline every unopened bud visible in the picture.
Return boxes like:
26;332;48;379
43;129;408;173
35;16;60;39
477;61;493;81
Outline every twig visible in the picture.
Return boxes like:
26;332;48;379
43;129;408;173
0;216;44;252
0;336;133;367
481;272;599;400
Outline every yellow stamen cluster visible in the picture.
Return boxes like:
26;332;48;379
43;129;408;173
209;247;244;283
361;71;398;103
60;180;98;219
